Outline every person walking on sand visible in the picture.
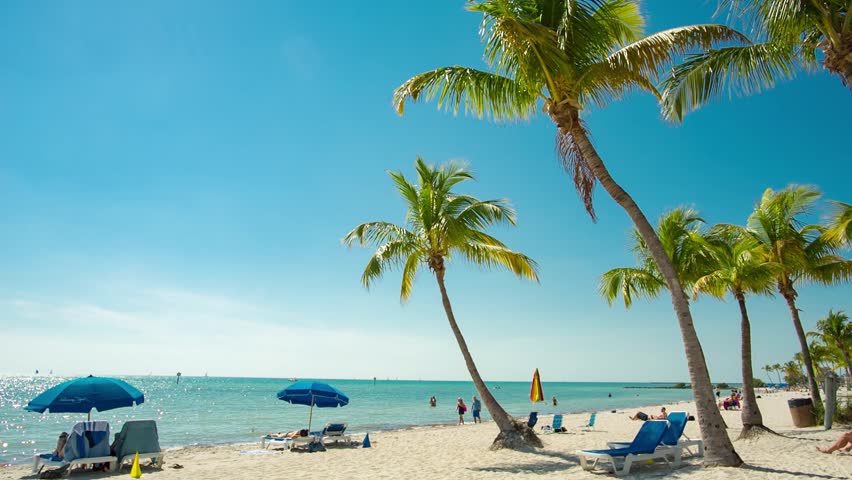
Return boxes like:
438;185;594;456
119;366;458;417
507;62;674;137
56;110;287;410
817;430;852;453
456;397;467;425
471;396;481;424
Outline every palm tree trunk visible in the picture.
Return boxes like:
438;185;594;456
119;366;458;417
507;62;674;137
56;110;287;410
734;291;766;437
779;283;822;406
841;349;852;383
565;121;741;467
823;34;852;90
433;267;542;449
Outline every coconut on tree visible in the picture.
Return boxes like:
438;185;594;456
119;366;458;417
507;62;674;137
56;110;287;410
393;0;747;466
743;185;852;407
343;158;542;450
691;226;777;437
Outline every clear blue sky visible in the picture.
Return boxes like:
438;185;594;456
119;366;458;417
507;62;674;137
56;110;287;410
1;1;850;382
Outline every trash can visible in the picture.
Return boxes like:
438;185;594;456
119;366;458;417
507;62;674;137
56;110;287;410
788;398;815;427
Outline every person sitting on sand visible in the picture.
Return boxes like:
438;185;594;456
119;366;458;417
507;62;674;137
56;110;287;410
630;407;666;421
817;430;852;454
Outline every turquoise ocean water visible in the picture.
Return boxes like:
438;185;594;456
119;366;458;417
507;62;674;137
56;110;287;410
0;375;697;465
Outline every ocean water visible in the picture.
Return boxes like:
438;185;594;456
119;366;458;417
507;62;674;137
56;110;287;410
0;375;696;465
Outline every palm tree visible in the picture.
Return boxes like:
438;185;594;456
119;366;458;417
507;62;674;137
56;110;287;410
825;202;852;246
784;360;806;386
393;1;745;466
762;364;773;383
744;185;852;406
599;208;707;307
808;310;852;381
661;1;851;119
343;158;541;450
772;362;784;385
691;226;776;436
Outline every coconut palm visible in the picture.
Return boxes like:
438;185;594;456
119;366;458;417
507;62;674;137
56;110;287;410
600;208;707;307
691;226;776;436
762;364;773;383
825;202;852;246
808;310;852;380
744;185;852;406
772;362;783;385
661;0;851;119
393;1;746;465
343;158;541;450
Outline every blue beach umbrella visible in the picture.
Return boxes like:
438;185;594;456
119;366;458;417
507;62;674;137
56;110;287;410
277;381;349;431
25;375;144;420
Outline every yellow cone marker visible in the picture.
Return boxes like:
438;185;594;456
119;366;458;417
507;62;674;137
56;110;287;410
130;452;142;478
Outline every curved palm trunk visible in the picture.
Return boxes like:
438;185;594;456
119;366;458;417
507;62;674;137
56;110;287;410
840;349;852;382
433;267;542;449
779;284;822;406
734;291;767;437
560;117;741;466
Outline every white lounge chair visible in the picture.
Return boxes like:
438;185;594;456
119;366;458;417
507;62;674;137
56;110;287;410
576;420;679;477
32;421;118;476
320;423;353;445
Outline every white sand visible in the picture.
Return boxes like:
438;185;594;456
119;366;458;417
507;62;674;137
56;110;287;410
3;391;849;479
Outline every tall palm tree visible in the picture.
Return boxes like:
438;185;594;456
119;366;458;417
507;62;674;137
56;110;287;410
808;310;852;380
744;185;852;406
825;201;852;246
772;362;784;385
343;158;542;450
393;1;746;466
691;226;776;436
762;364;773;383
661;0;851;119
784;360;805;386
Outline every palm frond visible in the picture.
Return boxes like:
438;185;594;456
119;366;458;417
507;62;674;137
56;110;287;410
360;239;421;289
607;24;750;81
825;201;852;245
342;221;414;247
458;242;540;281
393;67;537;120
599;266;665;308
555;122;597;221
399;252;423;301
578;58;661;108
661;42;801;122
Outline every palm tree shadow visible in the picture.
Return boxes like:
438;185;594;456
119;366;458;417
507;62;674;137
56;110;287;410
743;464;847;479
468;449;581;475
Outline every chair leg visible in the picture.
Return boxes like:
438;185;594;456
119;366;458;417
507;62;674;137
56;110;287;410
617;457;632;477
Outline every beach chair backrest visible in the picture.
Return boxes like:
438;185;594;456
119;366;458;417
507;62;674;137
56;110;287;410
630;420;668;454
588;413;596;427
527;412;538;428
114;420;161;459
661;412;688;446
64;421;110;461
324;423;347;436
552;415;563;430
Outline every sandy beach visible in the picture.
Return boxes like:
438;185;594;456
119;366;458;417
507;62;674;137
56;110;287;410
3;390;849;479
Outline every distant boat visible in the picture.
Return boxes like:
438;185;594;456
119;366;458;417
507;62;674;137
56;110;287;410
288;378;297;382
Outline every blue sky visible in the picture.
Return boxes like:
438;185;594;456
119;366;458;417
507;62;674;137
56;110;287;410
1;1;850;382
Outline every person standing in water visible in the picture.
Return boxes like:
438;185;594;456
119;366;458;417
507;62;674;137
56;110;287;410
429;395;437;407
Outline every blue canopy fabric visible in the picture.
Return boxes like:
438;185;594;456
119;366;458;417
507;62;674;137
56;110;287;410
276;381;349;408
24;375;145;414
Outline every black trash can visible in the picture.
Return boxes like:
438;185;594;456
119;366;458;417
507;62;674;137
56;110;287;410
788;398;815;427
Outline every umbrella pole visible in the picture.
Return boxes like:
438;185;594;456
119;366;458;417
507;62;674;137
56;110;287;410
308;396;314;432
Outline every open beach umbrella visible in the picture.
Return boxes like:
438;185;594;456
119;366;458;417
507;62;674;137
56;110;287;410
530;368;544;403
24;375;144;420
276;381;349;431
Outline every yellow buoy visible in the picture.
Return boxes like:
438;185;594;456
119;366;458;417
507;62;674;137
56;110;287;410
130;451;142;478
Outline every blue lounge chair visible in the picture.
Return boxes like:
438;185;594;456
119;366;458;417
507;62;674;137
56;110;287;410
580;413;596;430
607;411;704;457
527;412;538;428
112;420;165;470
32;421;118;475
320;423;353;445
576;420;678;476
542;414;563;434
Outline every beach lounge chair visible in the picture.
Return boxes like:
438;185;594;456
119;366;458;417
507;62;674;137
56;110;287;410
527;412;538;428
320;423;352;445
576;420;678;477
580;413;596;430
542;415;564;434
32;421;117;476
112;420;165;470
606;411;704;458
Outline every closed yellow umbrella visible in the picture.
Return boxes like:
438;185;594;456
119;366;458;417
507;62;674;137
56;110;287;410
530;368;544;403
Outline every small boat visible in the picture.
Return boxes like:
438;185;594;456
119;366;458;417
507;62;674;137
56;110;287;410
288;378;297;382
